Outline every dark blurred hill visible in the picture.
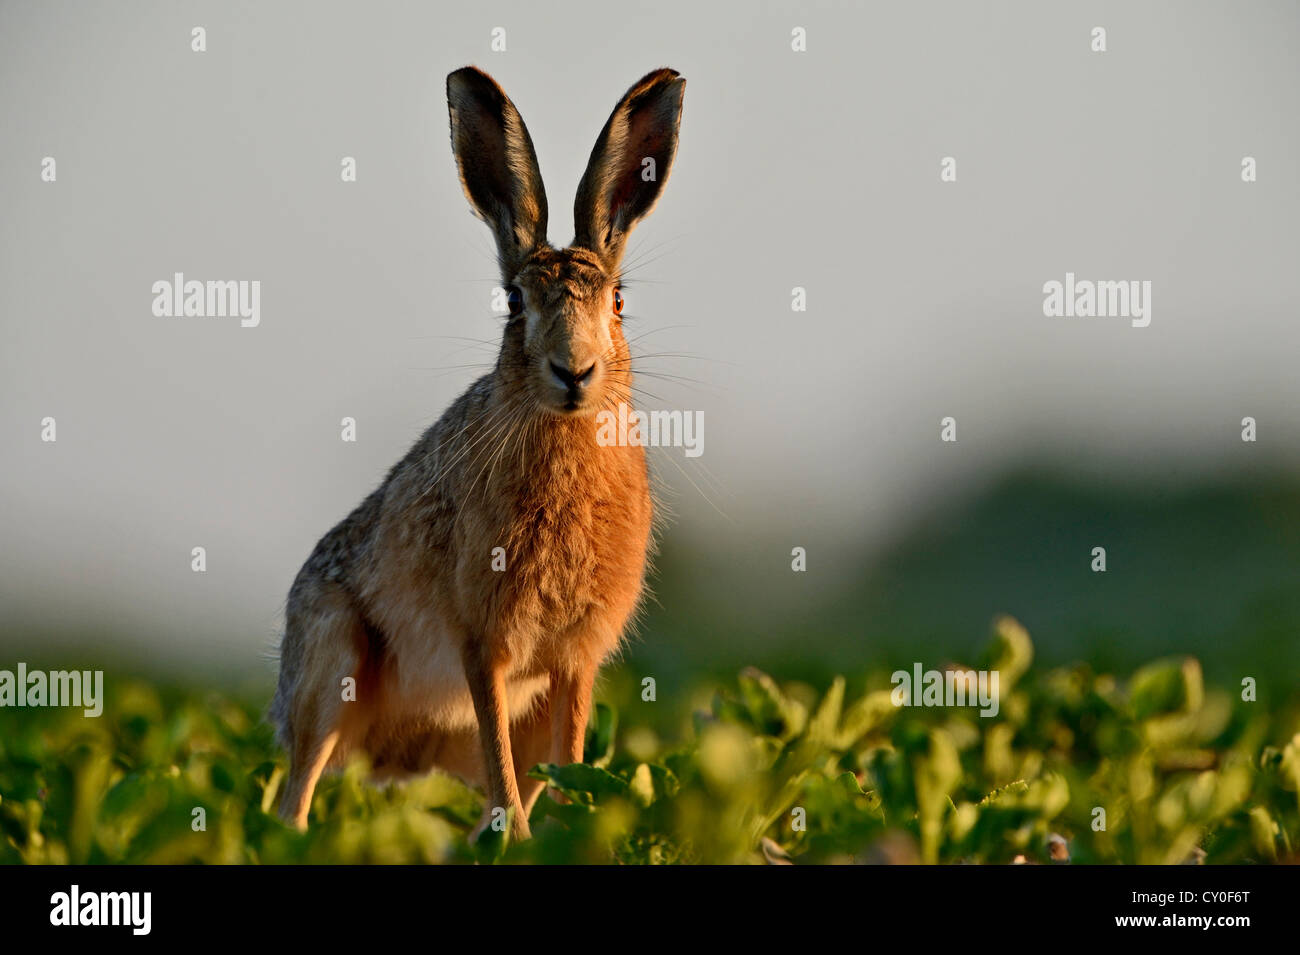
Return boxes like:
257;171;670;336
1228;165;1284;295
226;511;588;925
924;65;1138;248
3;471;1297;707
629;470;1300;697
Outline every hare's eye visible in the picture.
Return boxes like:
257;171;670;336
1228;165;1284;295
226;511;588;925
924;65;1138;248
612;288;625;316
506;285;524;317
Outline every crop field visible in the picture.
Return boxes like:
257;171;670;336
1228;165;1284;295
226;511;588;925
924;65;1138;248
2;617;1297;865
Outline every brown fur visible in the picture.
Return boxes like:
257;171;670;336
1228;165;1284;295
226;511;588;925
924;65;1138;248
270;66;685;839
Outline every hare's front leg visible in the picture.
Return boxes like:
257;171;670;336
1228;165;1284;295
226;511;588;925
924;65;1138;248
464;648;531;840
511;696;552;821
549;662;597;769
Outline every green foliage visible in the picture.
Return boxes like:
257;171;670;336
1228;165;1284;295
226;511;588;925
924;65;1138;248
2;620;1297;864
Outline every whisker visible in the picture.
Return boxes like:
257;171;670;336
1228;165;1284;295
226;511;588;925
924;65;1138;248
426;399;520;491
622;324;699;346
648;445;734;524
410;362;495;374
617;233;688;281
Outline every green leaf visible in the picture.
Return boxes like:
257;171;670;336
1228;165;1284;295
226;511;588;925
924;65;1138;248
836;690;897;748
807;677;845;747
1129;657;1203;720
584;703;617;769
473;806;513;863
736;668;807;738
527;763;629;805
984;614;1034;689
628;763;655;807
1248;806;1279;861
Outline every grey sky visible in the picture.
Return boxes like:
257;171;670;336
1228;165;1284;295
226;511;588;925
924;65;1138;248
2;0;1297;669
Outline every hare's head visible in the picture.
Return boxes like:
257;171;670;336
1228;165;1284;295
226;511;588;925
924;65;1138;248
447;66;685;416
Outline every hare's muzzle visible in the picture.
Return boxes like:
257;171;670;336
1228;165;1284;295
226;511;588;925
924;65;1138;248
546;355;599;412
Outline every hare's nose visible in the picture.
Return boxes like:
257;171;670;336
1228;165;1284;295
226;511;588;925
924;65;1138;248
548;359;596;390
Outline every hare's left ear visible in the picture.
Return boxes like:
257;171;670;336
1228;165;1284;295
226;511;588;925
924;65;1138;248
573;69;685;270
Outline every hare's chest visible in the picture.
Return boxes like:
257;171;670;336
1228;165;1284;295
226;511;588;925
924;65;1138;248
488;453;651;639
514;493;647;621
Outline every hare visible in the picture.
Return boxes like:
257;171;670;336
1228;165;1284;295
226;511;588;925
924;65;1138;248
270;65;685;840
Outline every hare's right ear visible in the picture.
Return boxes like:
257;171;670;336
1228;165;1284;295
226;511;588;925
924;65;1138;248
574;69;685;270
447;67;549;279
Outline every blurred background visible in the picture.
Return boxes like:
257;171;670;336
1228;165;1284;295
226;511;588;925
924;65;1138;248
2;0;1298;700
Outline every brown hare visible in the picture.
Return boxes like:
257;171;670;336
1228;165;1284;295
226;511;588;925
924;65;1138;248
270;65;685;840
